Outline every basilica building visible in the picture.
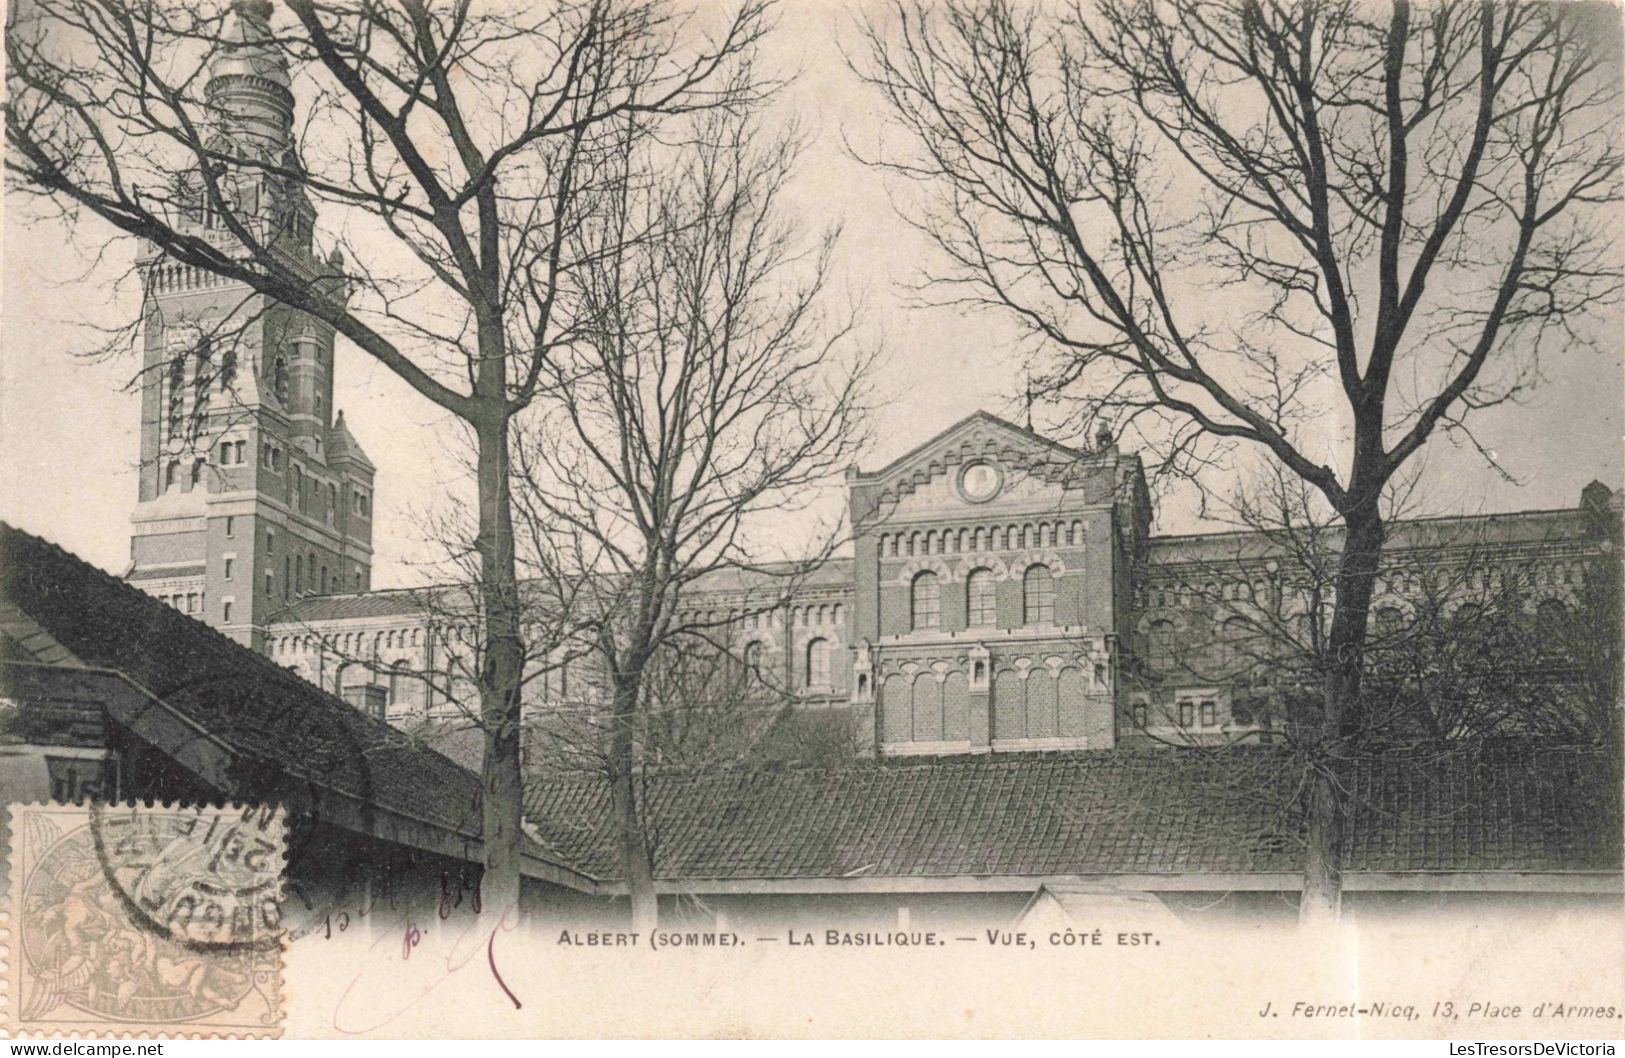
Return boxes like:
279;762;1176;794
123;2;1620;763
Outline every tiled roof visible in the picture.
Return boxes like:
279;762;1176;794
523;744;1621;883
127;565;205;582
1148;505;1604;567
686;558;854;594
0;522;481;839
269;587;456;624
268;560;854;626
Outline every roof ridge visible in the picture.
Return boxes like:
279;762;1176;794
0;519;473;775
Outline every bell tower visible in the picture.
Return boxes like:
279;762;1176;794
126;0;375;650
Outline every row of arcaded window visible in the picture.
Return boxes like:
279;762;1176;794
737;637;833;691
880;521;1084;559
910;564;1056;630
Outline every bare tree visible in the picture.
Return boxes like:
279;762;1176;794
853;0;1621;921
5;0;772;908
511;108;872;929
1122;465;1622;901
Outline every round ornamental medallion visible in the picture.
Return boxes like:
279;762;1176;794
959;461;1001;502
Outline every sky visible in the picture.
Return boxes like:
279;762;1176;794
2;0;1621;589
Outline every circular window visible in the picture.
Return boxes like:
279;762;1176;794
959;461;1001;502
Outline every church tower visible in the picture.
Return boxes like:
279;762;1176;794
127;0;374;651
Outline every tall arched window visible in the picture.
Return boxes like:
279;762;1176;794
388;661;408;706
805;638;830;688
1537;597;1569;638
966;569;996;626
1149;618;1175;659
911;571;941;630
167;356;186;437
164;460;180;492
1023;564;1055;625
1221;615;1250;666
744;640;763;676
294;555;304;595
193;339;213;419
273;356;290;405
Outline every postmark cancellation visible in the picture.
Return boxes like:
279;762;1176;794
3;802;286;1038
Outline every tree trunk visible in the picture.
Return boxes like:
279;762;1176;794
475;412;525;916
609;674;659;932
1300;506;1384;926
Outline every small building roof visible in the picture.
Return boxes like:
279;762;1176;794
0;522;479;840
524;744;1621;888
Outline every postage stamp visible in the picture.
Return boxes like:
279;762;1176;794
5;802;285;1038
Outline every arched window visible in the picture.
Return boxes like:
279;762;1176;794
193;375;212;425
388;661;409;706
190;458;204;488
1221;615;1250;665
911;571;941;630
1149;618;1175;658
320;565;328;594
1537;597;1569;637
294;555;304;595
166;356;185;438
832;603;843;625
164;460;180;492
1023;564;1055;625
805;638;830;689
966;569;996;626
744;641;763;675
273;356;290;405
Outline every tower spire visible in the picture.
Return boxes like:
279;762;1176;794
205;0;293;153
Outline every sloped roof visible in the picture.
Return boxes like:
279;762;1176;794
853;410;1095;483
269;558;854;627
0;521;478;838
270;586;453;624
1148;505;1603;568
523;744;1621;884
326;411;374;471
685;558;854;594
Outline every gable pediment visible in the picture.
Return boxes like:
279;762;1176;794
855;412;1116;524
